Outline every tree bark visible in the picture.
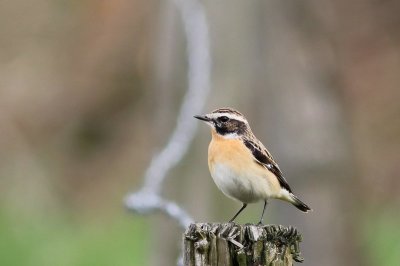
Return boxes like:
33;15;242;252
183;223;304;266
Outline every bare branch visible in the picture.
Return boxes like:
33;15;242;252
124;0;211;229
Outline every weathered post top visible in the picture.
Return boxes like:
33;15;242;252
183;223;304;266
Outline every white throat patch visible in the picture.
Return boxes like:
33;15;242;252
221;132;240;139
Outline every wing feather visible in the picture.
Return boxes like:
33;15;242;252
243;139;292;193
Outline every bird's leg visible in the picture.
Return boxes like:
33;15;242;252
258;200;268;225
229;203;247;223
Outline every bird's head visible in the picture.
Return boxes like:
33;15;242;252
194;107;251;138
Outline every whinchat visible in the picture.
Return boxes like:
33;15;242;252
195;107;311;224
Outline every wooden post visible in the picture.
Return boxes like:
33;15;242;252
183;223;304;266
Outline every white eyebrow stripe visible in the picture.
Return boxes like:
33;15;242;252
209;113;248;123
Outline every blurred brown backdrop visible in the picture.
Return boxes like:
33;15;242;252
1;0;399;266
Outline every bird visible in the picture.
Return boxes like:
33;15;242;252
194;107;311;224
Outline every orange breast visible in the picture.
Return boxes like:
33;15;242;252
208;136;254;173
207;130;281;198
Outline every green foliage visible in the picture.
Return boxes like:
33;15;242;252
0;209;149;266
362;208;400;266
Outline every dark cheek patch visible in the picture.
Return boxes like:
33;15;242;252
215;124;229;135
215;119;246;135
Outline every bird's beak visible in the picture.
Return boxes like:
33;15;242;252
194;114;211;122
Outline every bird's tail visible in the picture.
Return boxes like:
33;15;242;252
289;193;312;213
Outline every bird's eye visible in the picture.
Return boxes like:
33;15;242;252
219;116;229;122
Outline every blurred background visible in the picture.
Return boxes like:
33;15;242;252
1;0;400;265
